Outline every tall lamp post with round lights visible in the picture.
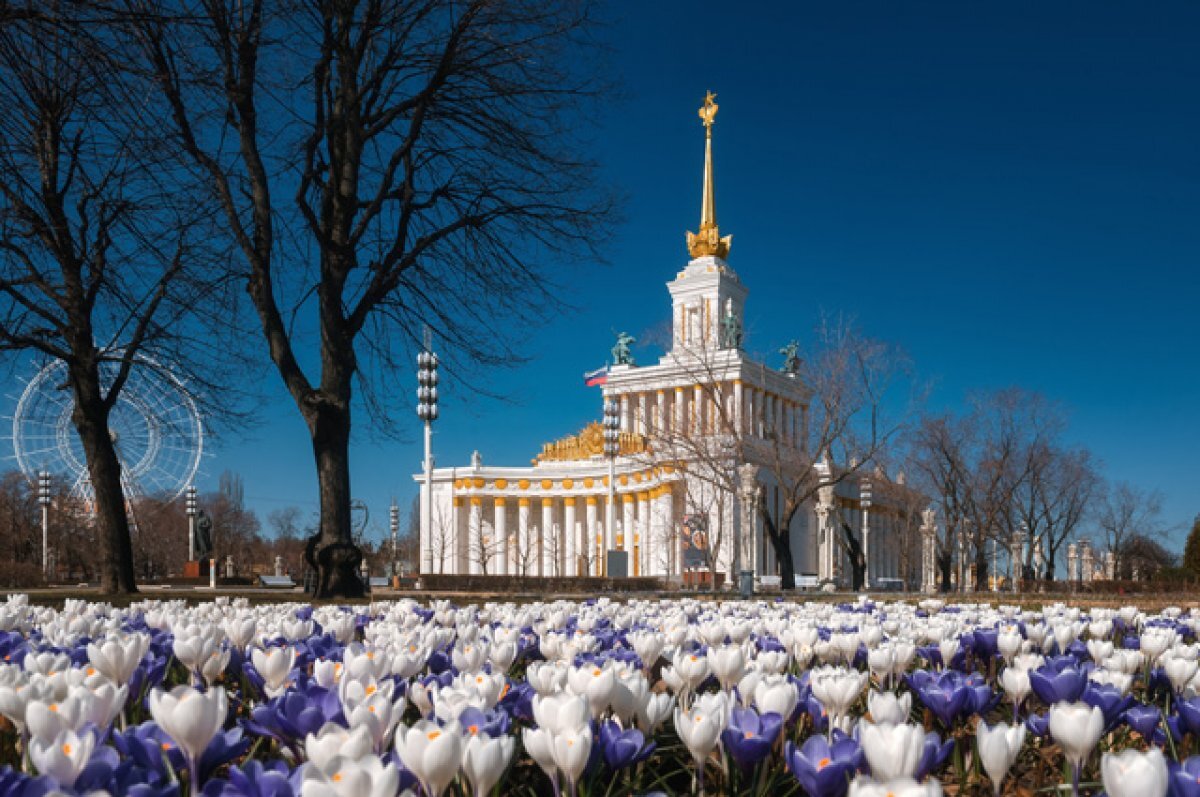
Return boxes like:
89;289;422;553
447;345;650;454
737;462;759;598
416;342;439;576
389;500;400;578
602;398;620;577
38;470;51;578
186;485;198;561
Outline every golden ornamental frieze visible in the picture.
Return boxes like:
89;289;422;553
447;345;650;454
533;421;650;463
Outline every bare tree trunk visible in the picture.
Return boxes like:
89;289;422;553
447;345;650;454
938;552;953;592
71;371;137;594
307;397;363;597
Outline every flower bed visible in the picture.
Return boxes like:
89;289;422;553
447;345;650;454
0;593;1191;796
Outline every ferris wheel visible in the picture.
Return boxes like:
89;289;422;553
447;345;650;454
10;352;204;503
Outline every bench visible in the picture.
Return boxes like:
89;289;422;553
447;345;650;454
258;575;295;588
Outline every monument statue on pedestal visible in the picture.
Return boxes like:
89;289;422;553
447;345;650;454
612;331;636;366
195;510;213;560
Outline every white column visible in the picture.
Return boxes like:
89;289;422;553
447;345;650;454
468;499;483;575
541;498;554;577
518;499;531;576
628;492;638;566
639;394;650;436
636;491;650;577
693;384;704;435
564;498;577;577
656;390;667;436
585;497;599;576
662;487;676;577
861;491;871;589
733;381;744;435
494;499;508;576
619;395;631;433
674;387;686;434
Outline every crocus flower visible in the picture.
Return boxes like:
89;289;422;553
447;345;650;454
859;721;925;782
1081;682;1135;733
1030;665;1087;705
201;760;303;797
1123;704;1162;739
301;753;400;797
914;731;954;782
462;733;515;797
394;719;463;797
551;723;593;796
148;685;229;787
599;721;654;771
847;775;943;797
1168;756;1200;797
28;728;94;790
867;691;911;726
909;671;970;728
786;730;863;797
1049;702;1104;796
977;722;1026;797
721;707;782;770
1176;696;1200;736
1101;748;1168;797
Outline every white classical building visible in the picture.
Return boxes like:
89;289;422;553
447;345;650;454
417;94;924;589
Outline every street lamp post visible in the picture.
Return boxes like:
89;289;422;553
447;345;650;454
38;470;50;578
602;398;620;577
186;485;198;562
389;501;399;577
416;339;440;577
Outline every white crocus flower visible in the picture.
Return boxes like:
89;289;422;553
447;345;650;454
305;722;376;769
147;685;228;768
1048;702;1104;771
301;753;402;797
29;728;94;789
394;720;463;797
1101;748;1168;797
251;646;296;698
848;775;943;797
866;690;911;726
859;721;926;782
976;721;1026;797
462;733;515;797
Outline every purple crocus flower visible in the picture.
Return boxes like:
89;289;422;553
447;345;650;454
721;708;783;770
1169;756;1200;797
910;670;971;727
785;730;863;797
964;673;998;715
1028;664;1086;704
245;689;341;751
1124;704;1163;738
458;707;511;739
1176;696;1200;736
599;721;655;771
805;693;829;733
1025;712;1050;738
914;731;954;781
201;761;303;797
1081;682;1135;733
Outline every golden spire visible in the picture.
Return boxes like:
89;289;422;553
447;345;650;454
686;91;732;260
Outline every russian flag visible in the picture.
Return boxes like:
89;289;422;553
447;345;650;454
582;366;608;387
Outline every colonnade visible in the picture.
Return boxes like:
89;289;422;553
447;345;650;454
612;381;806;448
445;485;678;577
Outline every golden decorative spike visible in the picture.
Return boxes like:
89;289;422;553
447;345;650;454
687;91;732;259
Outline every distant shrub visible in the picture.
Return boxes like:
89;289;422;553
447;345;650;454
0;561;45;589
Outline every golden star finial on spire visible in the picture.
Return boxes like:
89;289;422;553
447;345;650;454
687;91;732;260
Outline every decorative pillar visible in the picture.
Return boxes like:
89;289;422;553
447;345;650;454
920;508;937;593
1067;543;1079;583
674;387;686;434
636;491;650;577
656;390;667;436
564;498;577;577
468;498;483;575
1081;542;1094;583
639;394;650;436
1105;550;1115;580
622;493;635;564
733;380;744;435
541;498;554;577
817;485;836;583
693;385;704;435
517;498;531;576
494;499;508;576
585;497;599;576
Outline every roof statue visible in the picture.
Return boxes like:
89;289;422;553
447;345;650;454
686;91;733;260
780;340;801;375
612;331;636;366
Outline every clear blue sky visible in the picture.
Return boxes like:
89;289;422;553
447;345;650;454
33;2;1200;546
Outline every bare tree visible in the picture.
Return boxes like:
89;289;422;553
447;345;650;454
754;317;913;590
0;9;236;593
129;0;611;596
1096;481;1164;580
1010;444;1098;583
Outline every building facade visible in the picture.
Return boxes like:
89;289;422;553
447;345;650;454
416;94;922;588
